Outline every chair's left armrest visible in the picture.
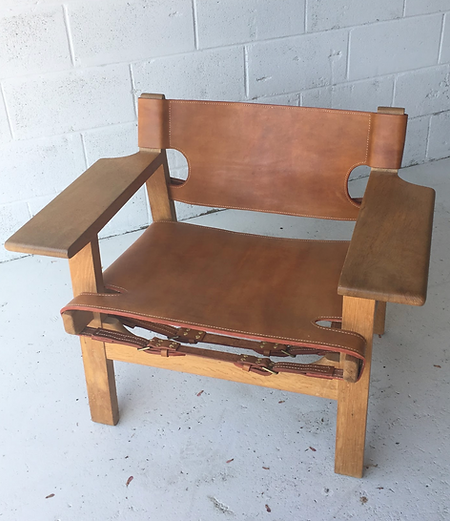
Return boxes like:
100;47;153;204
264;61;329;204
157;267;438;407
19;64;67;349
5;151;164;259
338;168;436;306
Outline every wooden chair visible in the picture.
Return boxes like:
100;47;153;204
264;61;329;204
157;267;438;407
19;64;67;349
5;95;435;477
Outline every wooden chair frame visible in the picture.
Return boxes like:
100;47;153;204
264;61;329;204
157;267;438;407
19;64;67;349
6;96;435;478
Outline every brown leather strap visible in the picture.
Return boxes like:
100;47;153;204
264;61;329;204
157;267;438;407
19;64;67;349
119;317;326;358
85;326;150;349
81;326;347;380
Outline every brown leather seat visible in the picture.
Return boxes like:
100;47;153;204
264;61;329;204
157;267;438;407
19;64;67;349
62;220;364;359
5;95;435;478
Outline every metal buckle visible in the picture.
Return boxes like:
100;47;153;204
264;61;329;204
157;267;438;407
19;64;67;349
172;328;206;343
280;349;296;358
236;355;278;376
259;341;295;358
137;338;185;357
260;366;278;375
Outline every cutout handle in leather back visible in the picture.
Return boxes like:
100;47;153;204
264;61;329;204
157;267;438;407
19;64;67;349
138;98;407;221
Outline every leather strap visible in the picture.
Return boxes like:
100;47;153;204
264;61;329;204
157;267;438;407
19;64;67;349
81;326;347;381
119;317;327;358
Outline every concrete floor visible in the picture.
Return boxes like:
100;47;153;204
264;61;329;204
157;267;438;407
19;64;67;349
1;159;449;521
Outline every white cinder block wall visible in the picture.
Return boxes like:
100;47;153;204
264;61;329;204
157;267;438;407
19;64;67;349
1;0;449;262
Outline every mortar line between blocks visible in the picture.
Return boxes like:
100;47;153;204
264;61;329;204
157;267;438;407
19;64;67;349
80;133;89;169
26;202;33;219
0;83;15;140
345;30;351;81
437;13;446;63
304;0;308;33
392;76;397;106
62;5;76;67
244;46;249;99
129;64;138;119
191;0;199;50
424;116;433;161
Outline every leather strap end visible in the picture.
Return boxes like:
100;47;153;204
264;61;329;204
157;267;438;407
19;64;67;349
138;97;170;150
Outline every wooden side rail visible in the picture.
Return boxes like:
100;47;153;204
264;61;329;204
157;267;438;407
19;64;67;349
339;168;435;306
5;151;164;259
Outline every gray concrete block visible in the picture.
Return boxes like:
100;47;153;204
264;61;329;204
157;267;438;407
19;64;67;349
68;0;195;67
0;134;85;205
133;48;245;101
306;0;403;32
302;77;394;112
196;0;304;48
3;64;136;140
0;92;12;144
428;110;450;160
82;122;148;238
349;15;442;80
26;193;55;217
402;116;430;166
0;5;71;78
99;187;149;240
0;201;30;262
250;92;300;105
82;122;138;167
248;31;348;97
405;0;450;16
300;86;332;108
440;13;450;64
395;65;450;118
167;149;188;170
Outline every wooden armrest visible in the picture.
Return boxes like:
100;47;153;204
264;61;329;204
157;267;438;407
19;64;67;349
338;169;435;305
5;151;163;259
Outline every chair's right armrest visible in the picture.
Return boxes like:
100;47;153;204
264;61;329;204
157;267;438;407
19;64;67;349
5;150;164;259
338;168;435;306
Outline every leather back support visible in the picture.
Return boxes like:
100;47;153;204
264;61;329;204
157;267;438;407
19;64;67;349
138;98;407;220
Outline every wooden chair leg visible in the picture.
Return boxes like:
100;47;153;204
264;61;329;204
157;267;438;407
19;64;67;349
69;239;119;425
374;301;387;336
335;296;376;477
80;336;119;425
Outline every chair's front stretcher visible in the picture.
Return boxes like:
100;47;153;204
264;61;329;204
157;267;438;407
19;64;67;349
5;99;435;478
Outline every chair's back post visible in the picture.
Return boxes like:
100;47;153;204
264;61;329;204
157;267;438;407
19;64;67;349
335;295;376;477
139;93;176;222
377;106;405;116
145;150;177;222
68;238;119;425
368;106;405;335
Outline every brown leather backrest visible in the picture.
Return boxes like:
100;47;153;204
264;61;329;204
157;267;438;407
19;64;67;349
138;98;407;220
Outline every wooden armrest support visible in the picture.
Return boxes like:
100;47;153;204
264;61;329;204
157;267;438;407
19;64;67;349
338;169;435;305
5;151;163;259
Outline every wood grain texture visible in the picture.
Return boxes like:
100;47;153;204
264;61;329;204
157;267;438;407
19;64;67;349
377;106;405;116
63;239;104;334
80;337;119;426
68;240;119;425
335;296;375;478
68;239;105;296
373;301;387;336
145;150;177;222
5;151;163;259
105;343;339;400
338;169;435;305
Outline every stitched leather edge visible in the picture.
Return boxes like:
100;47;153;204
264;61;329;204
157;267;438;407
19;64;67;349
61;302;365;357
